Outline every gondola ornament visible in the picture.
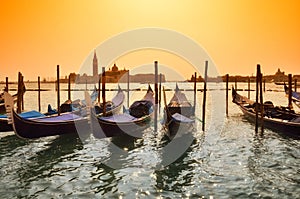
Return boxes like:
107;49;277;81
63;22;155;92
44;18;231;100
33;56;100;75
4;92;14;125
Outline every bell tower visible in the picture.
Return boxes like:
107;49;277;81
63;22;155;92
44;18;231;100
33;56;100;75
93;50;98;77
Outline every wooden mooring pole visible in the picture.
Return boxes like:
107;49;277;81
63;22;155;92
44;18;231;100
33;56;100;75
38;76;41;112
154;61;158;132
102;67;106;116
68;74;71;101
159;73;162;114
127;70;130;108
295;79;297;92
248;76;250;99
17;72;22;114
5;77;8;92
259;72;264;133
21;75;24;111
193;72;197;114
57;65;60;115
98;75;101;103
235;76;237;90
202;61;208;131
255;64;260;133
288;74;292;109
226;74;229;117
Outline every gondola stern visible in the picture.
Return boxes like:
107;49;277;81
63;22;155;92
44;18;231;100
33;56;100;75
118;85;122;93
175;83;179;92
3;92;14;125
147;84;153;93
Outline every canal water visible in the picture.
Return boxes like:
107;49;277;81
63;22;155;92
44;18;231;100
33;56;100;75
0;82;299;198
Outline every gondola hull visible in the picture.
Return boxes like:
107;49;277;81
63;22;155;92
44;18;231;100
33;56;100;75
4;88;124;139
238;105;300;137
92;85;154;139
163;84;195;138
232;87;300;138
167;106;194;118
12;111;90;139
1;110;47;132
0;118;12;132
166;118;194;139
92;114;151;138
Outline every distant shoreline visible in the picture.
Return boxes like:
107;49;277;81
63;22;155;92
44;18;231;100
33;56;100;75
0;80;298;84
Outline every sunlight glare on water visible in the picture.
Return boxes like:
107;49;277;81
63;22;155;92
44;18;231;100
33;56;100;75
0;82;299;198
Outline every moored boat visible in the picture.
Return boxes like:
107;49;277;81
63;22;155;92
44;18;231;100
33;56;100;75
4;88;124;139
92;85;154;138
0;110;45;132
0;87;100;132
163;84;195;139
232;87;300;138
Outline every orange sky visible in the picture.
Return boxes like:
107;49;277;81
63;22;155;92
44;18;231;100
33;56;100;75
0;0;299;81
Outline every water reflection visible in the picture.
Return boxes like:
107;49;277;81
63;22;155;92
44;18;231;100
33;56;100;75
1;82;300;198
111;134;144;152
247;133;300;198
22;134;83;178
91;162;120;195
155;131;198;194
0;134;29;161
0;134;83;198
103;134;144;169
89;134;145;196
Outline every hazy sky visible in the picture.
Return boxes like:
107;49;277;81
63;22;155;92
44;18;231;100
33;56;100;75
1;0;299;81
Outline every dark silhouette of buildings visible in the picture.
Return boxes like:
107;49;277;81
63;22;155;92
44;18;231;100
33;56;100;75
188;68;299;83
63;51;165;84
105;63;128;83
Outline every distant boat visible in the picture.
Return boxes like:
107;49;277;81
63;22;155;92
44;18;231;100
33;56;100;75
232;87;300;138
4;88;124;139
274;82;290;85
284;84;300;108
275;82;300;86
92;85;154;138
162;84;195;139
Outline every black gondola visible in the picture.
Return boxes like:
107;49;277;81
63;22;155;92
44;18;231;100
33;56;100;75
0;87;100;132
92;85;154;138
0;110;45;132
232;87;300;137
4;88;124;139
163;84;195;139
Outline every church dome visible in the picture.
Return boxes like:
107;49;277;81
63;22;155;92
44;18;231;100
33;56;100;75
112;63;118;72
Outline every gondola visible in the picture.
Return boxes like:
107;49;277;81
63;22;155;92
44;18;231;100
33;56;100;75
284;84;300;108
0;87;100;132
163;84;195;139
4;88;124;139
0;110;45;132
232;87;300;137
92;85;154;138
